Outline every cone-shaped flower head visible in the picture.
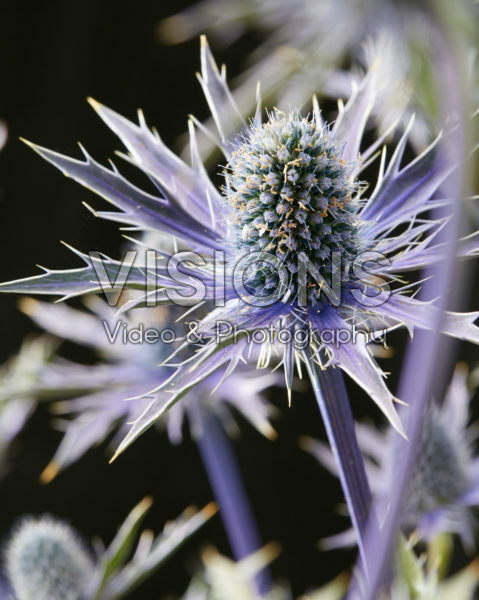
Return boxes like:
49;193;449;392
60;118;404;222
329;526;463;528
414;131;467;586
227;110;361;303
6;516;93;600
402;410;470;524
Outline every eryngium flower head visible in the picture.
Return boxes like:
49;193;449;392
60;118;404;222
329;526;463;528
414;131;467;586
6;516;93;600
303;366;479;549
404;411;469;521
227;110;361;303
2;38;479;455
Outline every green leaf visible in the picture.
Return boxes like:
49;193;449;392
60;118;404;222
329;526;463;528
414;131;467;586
90;497;153;598
96;503;217;600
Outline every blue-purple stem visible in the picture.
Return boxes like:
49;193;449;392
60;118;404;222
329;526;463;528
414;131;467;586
305;357;376;574
196;409;271;595
353;5;468;598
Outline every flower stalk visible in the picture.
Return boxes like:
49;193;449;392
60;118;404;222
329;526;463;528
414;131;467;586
304;356;375;573
355;3;471;598
196;407;271;595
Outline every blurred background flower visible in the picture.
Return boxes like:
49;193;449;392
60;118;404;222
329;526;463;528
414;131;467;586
15;296;277;481
159;0;478;162
4;497;215;600
302;365;479;551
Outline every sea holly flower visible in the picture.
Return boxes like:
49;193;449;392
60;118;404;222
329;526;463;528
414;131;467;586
2;38;479;561
302;366;479;550
17;296;277;481
4;497;216;600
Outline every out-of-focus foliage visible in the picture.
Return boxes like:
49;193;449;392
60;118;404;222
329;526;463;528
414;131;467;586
181;543;291;600
0;118;7;150
389;534;479;600
0;337;53;479
87;498;216;600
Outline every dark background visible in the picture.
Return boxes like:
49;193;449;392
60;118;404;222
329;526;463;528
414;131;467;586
0;2;478;598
